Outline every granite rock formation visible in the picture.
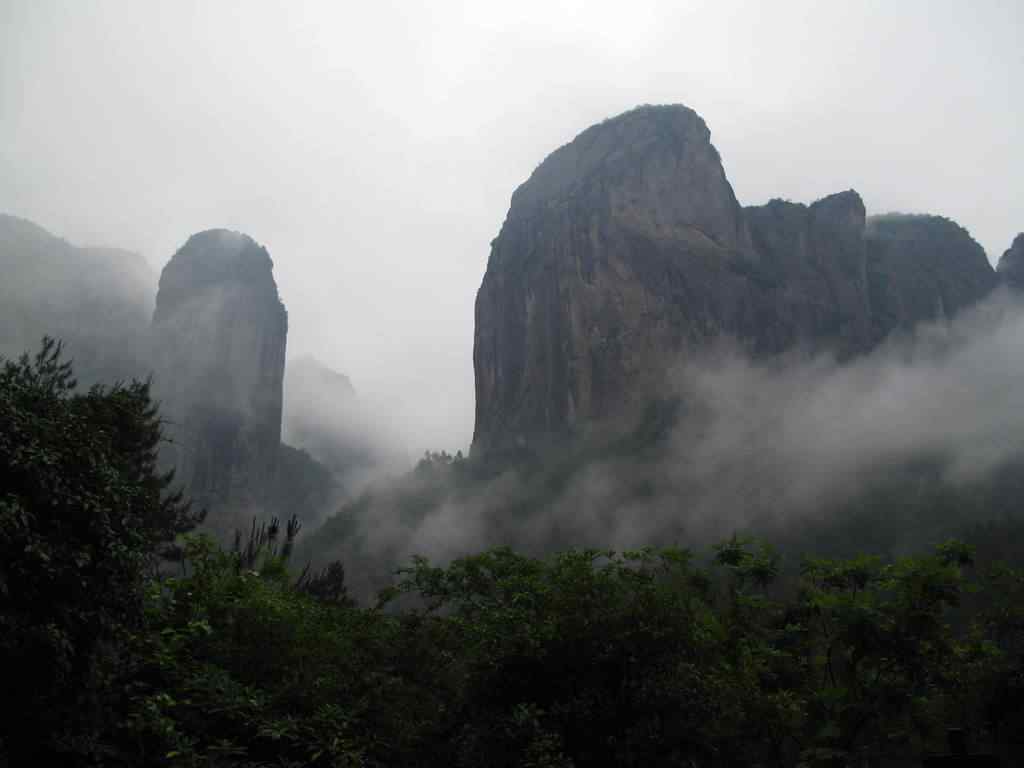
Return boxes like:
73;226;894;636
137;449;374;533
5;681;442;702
151;229;288;511
0;213;153;384
998;233;1024;290
865;214;999;335
472;105;1000;454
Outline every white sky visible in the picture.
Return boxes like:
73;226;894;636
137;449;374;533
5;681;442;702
1;0;1021;455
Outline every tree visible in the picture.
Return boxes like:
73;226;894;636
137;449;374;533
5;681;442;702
0;338;200;762
795;543;975;764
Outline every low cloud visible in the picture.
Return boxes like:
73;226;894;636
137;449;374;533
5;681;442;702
303;289;1024;593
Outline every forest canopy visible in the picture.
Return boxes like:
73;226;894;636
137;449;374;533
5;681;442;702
1;342;1023;767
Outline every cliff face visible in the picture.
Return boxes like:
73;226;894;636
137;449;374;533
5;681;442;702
151;229;288;509
743;192;873;354
0;214;153;384
865;214;999;336
474;106;751;453
472;105;999;454
998;233;1024;290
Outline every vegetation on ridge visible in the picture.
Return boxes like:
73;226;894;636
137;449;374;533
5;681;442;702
2;342;1024;767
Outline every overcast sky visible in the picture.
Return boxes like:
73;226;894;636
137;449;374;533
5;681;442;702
1;0;1021;455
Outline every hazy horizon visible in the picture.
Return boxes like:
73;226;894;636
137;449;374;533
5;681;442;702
3;0;1021;456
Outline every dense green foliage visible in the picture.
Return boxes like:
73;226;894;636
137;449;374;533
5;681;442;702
3;343;1024;766
0;339;201;762
44;532;1024;767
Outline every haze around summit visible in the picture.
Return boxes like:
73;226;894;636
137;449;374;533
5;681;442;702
2;0;1021;457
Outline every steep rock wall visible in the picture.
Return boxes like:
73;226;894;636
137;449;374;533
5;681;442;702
473;105;999;455
865;214;999;337
151;229;287;509
998;233;1024;290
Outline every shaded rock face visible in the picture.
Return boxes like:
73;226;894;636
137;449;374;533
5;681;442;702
865;214;999;336
474;106;751;453
0;214;153;384
743;192;873;353
472;105;999;454
151;230;288;509
998;233;1024;290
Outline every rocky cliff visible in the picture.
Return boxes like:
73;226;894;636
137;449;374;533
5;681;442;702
151;229;288;511
0;214;153;384
472;105;1000;454
998;233;1024;290
864;214;999;336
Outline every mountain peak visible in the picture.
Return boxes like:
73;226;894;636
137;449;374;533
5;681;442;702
502;104;745;253
998;233;1024;289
